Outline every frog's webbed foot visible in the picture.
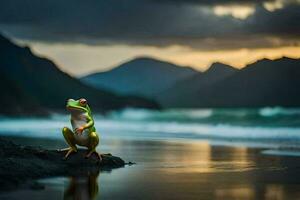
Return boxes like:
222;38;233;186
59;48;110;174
64;148;77;159
85;150;102;161
85;131;102;161
57;147;77;159
57;147;71;152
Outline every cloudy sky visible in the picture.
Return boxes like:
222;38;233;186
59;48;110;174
0;0;299;76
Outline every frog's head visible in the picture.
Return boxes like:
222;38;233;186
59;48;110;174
66;98;91;114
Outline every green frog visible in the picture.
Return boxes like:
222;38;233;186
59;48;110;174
59;98;101;160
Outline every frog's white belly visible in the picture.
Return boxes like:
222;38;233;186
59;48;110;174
71;115;90;147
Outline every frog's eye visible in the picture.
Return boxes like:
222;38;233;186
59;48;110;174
79;98;87;106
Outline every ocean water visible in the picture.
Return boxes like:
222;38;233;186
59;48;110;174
1;107;300;148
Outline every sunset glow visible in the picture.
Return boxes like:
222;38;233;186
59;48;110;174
22;41;300;76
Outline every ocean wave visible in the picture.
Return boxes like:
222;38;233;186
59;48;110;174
1;117;300;142
106;108;300;127
1;108;300;148
259;107;300;117
97;120;300;140
108;108;213;121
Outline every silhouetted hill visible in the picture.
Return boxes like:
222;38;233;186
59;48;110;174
157;62;238;106
81;57;198;98
0;35;159;115
159;57;300;108
0;73;46;116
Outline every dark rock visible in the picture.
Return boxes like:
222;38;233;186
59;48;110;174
29;182;45;190
0;138;126;191
126;161;136;166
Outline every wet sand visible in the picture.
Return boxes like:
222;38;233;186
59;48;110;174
1;136;300;200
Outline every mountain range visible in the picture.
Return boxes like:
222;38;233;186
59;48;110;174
81;57;197;98
2;31;299;115
0;34;159;116
159;57;300;107
82;56;300;108
156;62;238;107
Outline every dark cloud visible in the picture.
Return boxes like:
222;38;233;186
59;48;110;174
245;5;300;34
0;0;299;50
152;0;300;8
150;0;273;6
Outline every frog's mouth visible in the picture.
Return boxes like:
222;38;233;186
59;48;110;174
66;105;87;113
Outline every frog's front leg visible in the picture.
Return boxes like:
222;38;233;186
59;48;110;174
86;132;102;161
59;127;78;159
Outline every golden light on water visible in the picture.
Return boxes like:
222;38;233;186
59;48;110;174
156;141;254;174
158;141;213;173
215;187;256;200
265;185;284;199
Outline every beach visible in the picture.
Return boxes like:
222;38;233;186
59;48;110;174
0;136;299;200
1;108;300;199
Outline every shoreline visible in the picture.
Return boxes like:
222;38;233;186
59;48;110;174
0;137;126;191
1;135;300;199
2;134;300;158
